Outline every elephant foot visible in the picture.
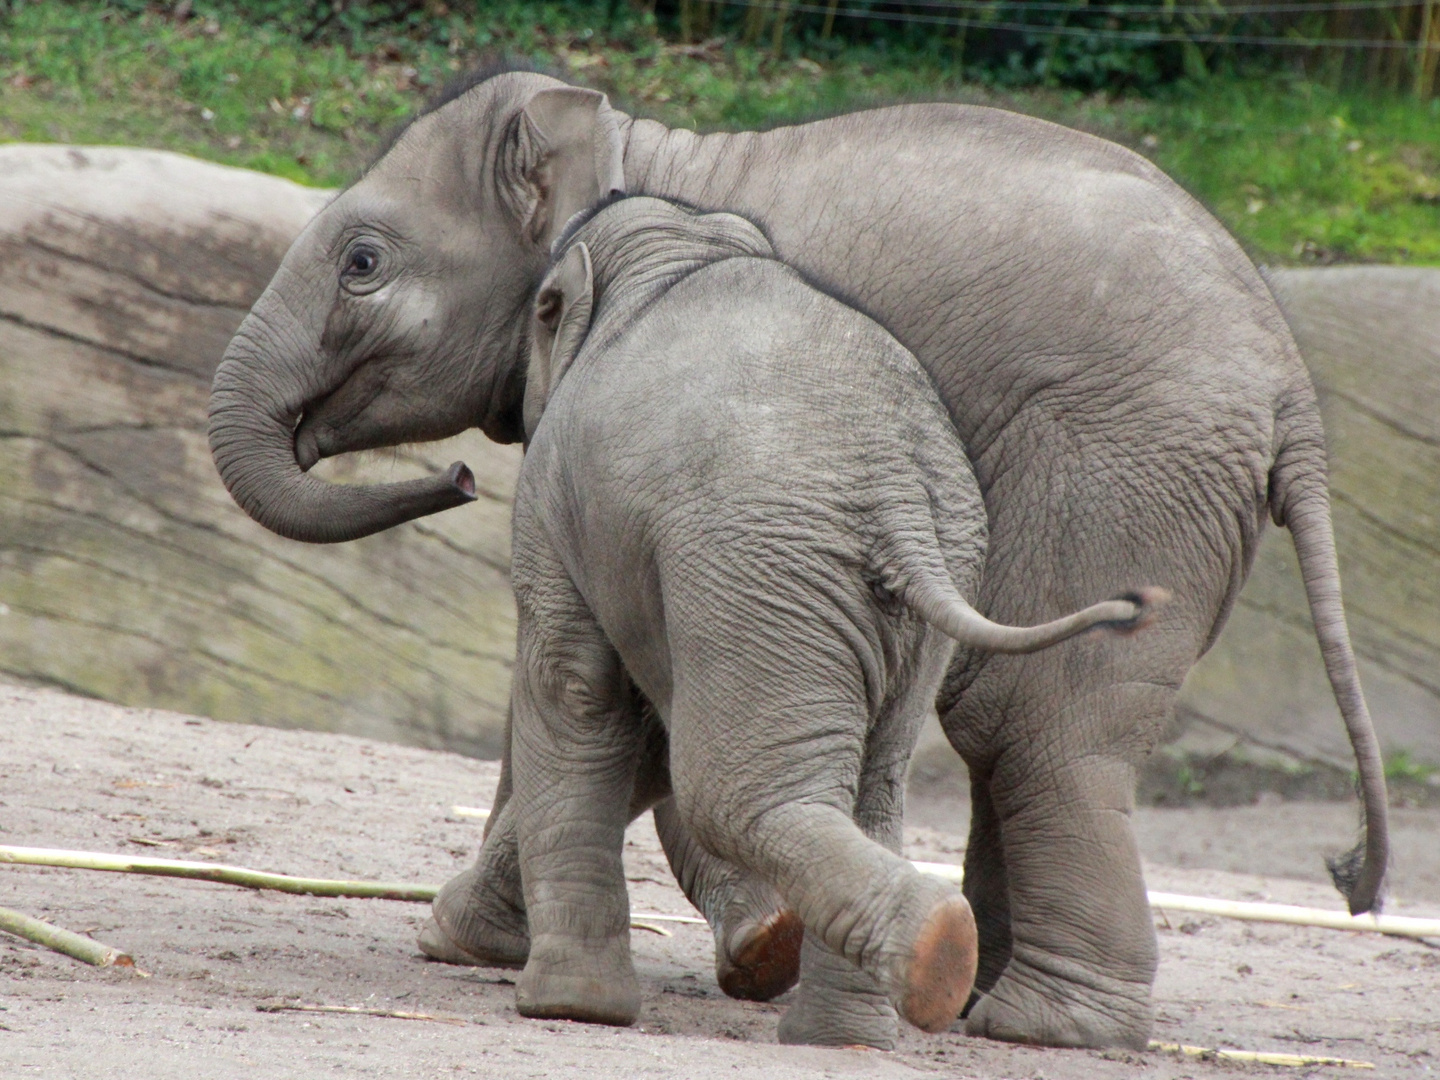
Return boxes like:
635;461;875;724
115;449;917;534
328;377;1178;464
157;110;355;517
416;867;529;968
778;933;898;1050
716;907;804;1002
516;936;640;1026
962;945;1153;1049
892;889;978;1033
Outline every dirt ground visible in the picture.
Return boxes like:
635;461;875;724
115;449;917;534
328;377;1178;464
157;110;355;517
2;683;1437;1079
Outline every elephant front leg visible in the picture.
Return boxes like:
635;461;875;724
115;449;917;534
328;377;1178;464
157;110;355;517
417;699;531;968
418;795;529;967
958;685;1165;1050
777;932;898;1049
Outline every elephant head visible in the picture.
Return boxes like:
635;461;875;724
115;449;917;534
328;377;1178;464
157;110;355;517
208;69;624;542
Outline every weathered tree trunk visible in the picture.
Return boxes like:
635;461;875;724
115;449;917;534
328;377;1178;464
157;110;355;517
1176;266;1440;770
0;145;520;758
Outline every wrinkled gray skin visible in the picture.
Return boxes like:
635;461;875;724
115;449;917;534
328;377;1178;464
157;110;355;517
504;195;1159;1043
209;70;1389;1050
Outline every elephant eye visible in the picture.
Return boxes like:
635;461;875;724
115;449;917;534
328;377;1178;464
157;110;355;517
343;245;380;278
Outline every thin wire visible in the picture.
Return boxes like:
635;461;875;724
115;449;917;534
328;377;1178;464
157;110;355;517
710;0;1438;49
840;0;1431;14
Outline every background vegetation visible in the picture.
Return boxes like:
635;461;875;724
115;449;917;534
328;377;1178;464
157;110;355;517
1;0;1437;263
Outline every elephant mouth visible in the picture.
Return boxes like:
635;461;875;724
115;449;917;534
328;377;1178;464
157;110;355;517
295;414;321;472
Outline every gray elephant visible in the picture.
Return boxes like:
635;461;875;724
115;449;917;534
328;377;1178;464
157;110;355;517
503;193;1162;1043
208;66;1388;1049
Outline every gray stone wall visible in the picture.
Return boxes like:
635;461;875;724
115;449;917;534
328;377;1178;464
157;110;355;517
1175;267;1440;770
0;146;520;758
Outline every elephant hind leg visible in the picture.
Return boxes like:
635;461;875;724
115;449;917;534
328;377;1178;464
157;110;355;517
671;711;977;1038
960;769;1012;1005
956;680;1169;1050
653;796;802;1002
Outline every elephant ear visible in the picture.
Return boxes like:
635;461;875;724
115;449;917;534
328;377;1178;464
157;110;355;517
524;242;595;439
506;87;626;248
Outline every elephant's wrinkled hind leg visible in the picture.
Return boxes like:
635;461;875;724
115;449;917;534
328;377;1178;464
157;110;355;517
417;797;530;968
653;797;801;1002
777;932;898;1049
959;769;1012;1009
960;688;1166;1049
675;719;976;1039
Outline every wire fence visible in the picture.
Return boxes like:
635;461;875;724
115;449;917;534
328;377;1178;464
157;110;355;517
670;0;1440;95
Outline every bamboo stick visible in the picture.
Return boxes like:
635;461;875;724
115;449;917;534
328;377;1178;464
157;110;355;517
8;844;1437;944
911;861;1440;942
1419;0;1440;99
1145;890;1440;942
257;1002;467;1025
1149;1041;1374;1069
0;845;703;933
0;845;439;901
771;0;793;56
0;904;134;968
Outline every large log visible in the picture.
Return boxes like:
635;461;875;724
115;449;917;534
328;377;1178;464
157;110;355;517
1175;266;1440;770
0;145;520;757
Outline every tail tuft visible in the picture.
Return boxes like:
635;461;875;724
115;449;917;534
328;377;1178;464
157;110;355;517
1326;840;1383;915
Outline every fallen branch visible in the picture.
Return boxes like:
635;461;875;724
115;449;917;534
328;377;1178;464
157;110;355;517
628;913;707;925
912;862;1440;943
1145;891;1440;943
1149;1040;1374;1069
0;904;134;969
257;1002;466;1025
0;845;700;934
11;844;1435;945
0;845;437;901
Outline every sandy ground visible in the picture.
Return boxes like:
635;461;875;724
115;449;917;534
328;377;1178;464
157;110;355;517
2;683;1437;1079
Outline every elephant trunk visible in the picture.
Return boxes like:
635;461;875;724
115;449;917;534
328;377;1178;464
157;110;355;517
208;291;476;545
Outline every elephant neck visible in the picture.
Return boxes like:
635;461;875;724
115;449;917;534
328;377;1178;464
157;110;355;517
618;116;749;206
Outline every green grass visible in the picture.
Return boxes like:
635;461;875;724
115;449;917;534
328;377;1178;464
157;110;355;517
2;2;1437;264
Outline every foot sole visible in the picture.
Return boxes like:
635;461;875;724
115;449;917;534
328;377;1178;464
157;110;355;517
899;895;978;1033
718;908;804;1002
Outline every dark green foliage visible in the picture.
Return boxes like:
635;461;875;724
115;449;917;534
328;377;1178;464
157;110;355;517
0;1;1435;262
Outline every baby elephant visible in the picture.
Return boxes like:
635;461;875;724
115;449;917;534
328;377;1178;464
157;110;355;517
508;196;1162;1044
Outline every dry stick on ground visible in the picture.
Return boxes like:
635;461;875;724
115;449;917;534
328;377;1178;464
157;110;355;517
5;845;1438;942
1149;1041;1375;1069
0;846;696;931
256;1002;468;1026
912;861;1440;943
0;845;437;901
0;905;136;970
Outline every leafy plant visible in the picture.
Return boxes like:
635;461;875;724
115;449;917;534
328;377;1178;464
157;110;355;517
0;1;1436;263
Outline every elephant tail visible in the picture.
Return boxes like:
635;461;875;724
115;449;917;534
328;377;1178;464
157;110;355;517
897;571;1170;657
1270;412;1389;915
